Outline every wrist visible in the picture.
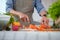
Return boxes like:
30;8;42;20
40;14;47;17
39;11;47;17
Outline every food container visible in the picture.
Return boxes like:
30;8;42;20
0;15;10;30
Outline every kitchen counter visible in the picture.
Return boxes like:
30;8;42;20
0;31;60;40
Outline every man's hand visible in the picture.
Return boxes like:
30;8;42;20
10;9;30;23
41;16;49;26
40;11;49;26
18;12;30;22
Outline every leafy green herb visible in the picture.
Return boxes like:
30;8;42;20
48;0;60;21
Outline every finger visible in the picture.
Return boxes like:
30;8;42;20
23;17;27;22
21;18;24;22
24;17;27;22
41;21;44;24
26;16;30;23
21;17;26;22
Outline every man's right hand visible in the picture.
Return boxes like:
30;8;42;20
10;9;30;23
18;12;30;23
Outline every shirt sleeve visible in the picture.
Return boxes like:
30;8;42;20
6;0;13;12
34;0;45;14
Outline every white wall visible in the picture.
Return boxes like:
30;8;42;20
0;0;6;14
42;0;57;10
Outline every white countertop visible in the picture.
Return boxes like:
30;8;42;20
0;31;60;40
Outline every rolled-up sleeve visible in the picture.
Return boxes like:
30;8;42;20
6;0;13;12
34;0;45;14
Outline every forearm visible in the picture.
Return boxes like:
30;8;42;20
6;0;18;16
34;0;47;16
9;9;26;19
9;9;24;18
9;9;19;16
